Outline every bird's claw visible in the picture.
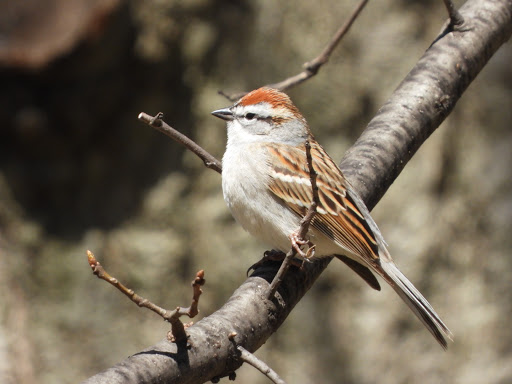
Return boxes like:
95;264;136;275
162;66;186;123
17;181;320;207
289;233;315;260
246;250;286;276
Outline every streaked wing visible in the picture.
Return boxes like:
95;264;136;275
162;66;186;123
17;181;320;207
266;140;380;265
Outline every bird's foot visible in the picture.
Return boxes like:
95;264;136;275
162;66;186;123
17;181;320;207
246;249;287;276
289;232;316;264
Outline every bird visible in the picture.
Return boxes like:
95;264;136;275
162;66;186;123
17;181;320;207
212;86;453;348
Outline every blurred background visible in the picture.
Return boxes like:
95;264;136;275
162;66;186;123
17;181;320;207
1;0;511;383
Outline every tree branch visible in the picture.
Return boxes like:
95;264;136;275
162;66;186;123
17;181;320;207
87;251;205;343
220;0;369;101
235;345;286;384
340;0;512;211
82;1;512;383
268;0;369;91
138;112;222;174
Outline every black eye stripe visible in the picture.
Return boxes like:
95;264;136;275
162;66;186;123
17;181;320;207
235;112;272;122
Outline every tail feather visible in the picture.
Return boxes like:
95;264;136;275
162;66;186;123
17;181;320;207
380;261;453;349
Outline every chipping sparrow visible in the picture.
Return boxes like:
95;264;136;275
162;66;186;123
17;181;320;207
212;87;452;348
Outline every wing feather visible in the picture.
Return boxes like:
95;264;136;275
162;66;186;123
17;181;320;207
266;141;379;264
266;140;452;347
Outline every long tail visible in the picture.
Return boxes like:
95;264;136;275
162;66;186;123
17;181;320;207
380;260;453;349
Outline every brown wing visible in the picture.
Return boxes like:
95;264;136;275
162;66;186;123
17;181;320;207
266;140;380;267
267;141;452;346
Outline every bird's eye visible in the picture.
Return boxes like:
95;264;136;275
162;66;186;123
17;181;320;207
244;113;256;120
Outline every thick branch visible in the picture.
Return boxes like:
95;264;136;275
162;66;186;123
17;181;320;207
340;0;512;211
82;259;331;384
82;1;512;383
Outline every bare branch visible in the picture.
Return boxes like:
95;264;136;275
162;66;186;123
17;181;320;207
300;140;320;237
181;270;206;318
340;0;512;211
220;0;369;101
217;89;247;103
229;333;286;384
269;0;368;91
138;112;222;174
87;250;205;343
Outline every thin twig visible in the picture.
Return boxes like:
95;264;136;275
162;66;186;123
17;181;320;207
87;250;205;343
301;140;320;233
443;0;465;28
138;112;222;174
267;140;319;299
265;249;297;299
228;333;286;384
238;346;286;384
220;0;369;101
270;0;368;91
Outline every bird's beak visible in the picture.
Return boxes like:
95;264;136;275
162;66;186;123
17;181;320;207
211;108;234;121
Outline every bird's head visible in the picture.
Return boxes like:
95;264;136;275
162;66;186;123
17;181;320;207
212;87;310;146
